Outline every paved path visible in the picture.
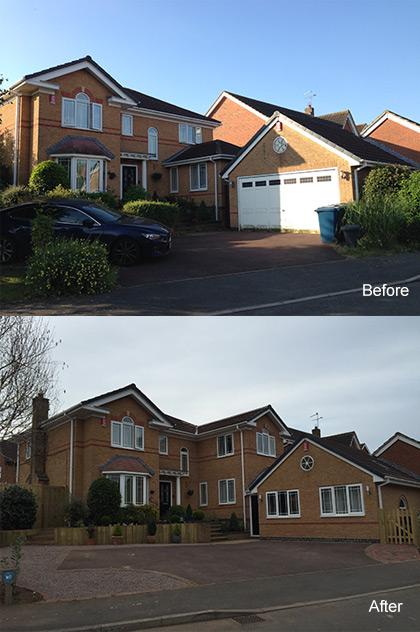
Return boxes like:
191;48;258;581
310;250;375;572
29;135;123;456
2;252;420;315
1;559;419;631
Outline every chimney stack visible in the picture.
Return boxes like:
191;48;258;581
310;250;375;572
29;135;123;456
30;393;50;484
312;426;321;438
305;104;314;116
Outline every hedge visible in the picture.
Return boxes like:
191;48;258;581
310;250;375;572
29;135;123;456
123;200;179;228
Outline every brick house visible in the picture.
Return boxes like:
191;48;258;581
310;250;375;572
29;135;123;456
360;111;420;167
0;440;17;484
14;384;420;541
0;56;238;217
206;92;415;231
373;433;420;476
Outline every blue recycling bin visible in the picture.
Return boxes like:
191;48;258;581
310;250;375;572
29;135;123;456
315;205;342;244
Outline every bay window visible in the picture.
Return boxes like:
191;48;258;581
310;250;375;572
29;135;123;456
319;484;364;517
190;163;207;191
111;417;144;451
62;92;102;131
56;157;106;192
266;490;300;518
106;473;147;506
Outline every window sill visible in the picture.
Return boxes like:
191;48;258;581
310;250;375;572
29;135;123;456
61;123;103;132
159;451;168;455
217;453;235;459
320;513;365;518
266;514;301;519
190;188;208;192
219;501;236;505
111;444;144;452
256;451;276;457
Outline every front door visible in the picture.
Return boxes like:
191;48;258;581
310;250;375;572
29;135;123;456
159;481;172;518
250;495;260;536
121;165;138;197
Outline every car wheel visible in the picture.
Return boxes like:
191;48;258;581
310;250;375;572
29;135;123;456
0;237;16;264
111;238;140;266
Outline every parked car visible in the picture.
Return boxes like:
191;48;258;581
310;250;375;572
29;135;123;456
0;199;172;265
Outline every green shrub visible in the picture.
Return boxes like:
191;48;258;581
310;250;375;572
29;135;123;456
31;208;54;251
119;503;157;525
342;195;407;249
26;238;116;297
123;200;179;228
363;165;411;202
45;185;119;209
168;504;185;522
0;185;33;208
185;504;193;522
0;485;37;530
29;160;69;194
147;518;157;536
113;524;123;536
229;512;241;532
86;478;121;526
192;510;205;521
398;171;420;214
64;499;87;527
123;185;149;203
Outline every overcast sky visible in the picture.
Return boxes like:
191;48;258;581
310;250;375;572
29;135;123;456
46;317;419;452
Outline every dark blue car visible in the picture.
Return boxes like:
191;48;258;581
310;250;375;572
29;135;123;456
0;199;172;266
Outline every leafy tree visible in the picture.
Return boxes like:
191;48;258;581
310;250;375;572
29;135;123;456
363;165;411;201
29;160;69;194
0;486;37;530
87;478;121;525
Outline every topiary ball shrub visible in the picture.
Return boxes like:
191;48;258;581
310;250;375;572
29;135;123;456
0;185;33;208
363;165;411;202
123;200;179;229
192;510;205;521
0;485;37;530
87;478;121;526
168;504;185;522
64;498;87;527
26;238;117;297
29;160;69;194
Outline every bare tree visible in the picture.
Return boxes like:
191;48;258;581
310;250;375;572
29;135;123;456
0;317;63;439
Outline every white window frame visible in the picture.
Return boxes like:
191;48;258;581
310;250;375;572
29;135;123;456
159;434;168;455
148;127;158;159
61;93;102;131
199;481;208;507
265;490;301;518
170;167;179;193
121;113;134;136
218;478;236;505
106;473;147;506
217;433;234;458
319;484;365;517
55;156;106;192
180;447;189;473
110;418;144;451
25;440;31;460
256;430;276;457
190;163;207;191
179;123;202;145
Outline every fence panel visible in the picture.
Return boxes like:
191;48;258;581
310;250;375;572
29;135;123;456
379;508;418;546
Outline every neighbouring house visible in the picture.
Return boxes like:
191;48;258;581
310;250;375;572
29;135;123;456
373;432;420;476
0;440;17;483
0;56;236;218
247;428;420;541
13;384;420;542
206;91;415;231
361;111;420;167
319;109;360;135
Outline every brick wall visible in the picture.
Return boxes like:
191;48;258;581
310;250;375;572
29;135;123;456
381;483;420;513
378;441;420;475
211;95;264;145
0;455;16;484
367;119;420;165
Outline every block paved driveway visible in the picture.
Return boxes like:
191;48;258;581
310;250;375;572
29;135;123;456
59;540;377;585
118;231;341;287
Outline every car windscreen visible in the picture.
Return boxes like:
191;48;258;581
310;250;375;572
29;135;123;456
81;205;122;223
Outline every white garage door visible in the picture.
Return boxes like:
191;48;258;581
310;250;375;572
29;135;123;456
238;169;340;231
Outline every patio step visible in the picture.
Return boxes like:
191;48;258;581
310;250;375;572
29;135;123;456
26;528;56;545
209;522;250;542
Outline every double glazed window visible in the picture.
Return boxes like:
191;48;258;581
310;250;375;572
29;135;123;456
179;124;202;144
25;440;32;460
56;157;105;193
266;490;300;518
256;431;276;457
62;93;102;130
217;433;234;457
106;473;147;506
180;447;189;473
170;167;179;193
199;482;208;506
319;484;364;516
219;479;235;504
159;434;168;454
111;416;144;451
148;128;158;159
122;113;133;136
190;163;207;190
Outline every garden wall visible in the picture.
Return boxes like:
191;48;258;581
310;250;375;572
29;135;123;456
55;523;211;545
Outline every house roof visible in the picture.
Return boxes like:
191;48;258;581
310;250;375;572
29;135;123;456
0;440;17;463
324;431;363;450
361;110;420;137
220;92;412;173
99;454;155;476
123;87;217;123
319;110;352;126
196;405;283;434
248;430;420;491
163;140;240;165
373;432;420;457
47;135;115;159
357;123;367;133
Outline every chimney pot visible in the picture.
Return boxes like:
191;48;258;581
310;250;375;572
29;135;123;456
305;104;314;116
312;426;321;438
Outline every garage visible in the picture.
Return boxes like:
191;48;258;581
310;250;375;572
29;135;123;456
237;168;340;231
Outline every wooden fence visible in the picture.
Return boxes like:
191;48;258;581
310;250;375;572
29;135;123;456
0;484;67;529
379;508;419;546
55;522;211;545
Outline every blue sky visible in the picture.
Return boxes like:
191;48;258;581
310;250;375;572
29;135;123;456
2;0;419;125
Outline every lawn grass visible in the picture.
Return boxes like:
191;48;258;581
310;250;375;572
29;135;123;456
0;263;28;303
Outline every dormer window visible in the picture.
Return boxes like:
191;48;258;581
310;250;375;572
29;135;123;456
256;430;276;457
62;92;102;131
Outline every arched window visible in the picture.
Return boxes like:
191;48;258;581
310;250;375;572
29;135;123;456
180;447;189;473
399;496;408;510
148;127;158;159
75;92;90;128
122;416;134;448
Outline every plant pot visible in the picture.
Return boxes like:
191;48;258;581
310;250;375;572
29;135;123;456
341;224;362;248
86;538;96;545
111;536;124;545
146;535;156;544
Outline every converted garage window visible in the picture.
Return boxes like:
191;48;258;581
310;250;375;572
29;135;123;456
217;433;234;457
219;479;235;504
256;431;275;457
266;490;300;517
320;484;364;517
190;163;207;190
111;417;144;450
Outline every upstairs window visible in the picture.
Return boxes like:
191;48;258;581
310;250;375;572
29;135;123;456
179;124;202;144
217;433;234;457
148;127;158;159
122;113;133;136
159;434;168;454
111;417;144;450
62;92;102;131
180;447;189;473
256;430;276;457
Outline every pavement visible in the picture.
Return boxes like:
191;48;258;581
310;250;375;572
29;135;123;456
1;233;419;315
